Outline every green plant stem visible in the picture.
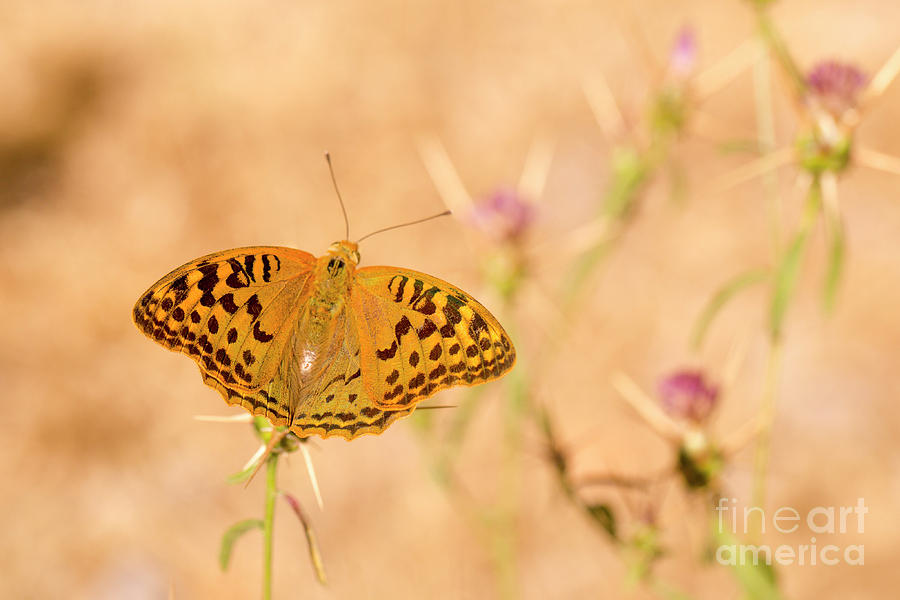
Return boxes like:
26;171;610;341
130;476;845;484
754;7;806;95
749;31;787;520
753;47;782;257
750;339;782;538
754;180;821;537
262;454;279;600
498;364;528;600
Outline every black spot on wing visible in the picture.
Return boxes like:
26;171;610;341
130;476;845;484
197;264;219;293
384;384;404;401
246;294;263;320
262;255;272;282
376;341;398;360
243;255;256;282
395;315;412;341
393;275;408;303
409;373;425;389
443;300;463;325
468;312;488;340
408;279;424;305
226;258;249;288
220;293;239;314
252;320;274;342
412;287;438;315
215;348;231;366
171;275;189;293
417;319;437;340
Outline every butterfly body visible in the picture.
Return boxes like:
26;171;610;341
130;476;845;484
134;241;515;440
284;242;359;413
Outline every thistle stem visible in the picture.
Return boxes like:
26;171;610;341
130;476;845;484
754;7;806;94
750;339;782;538
262;454;279;600
753;46;782;257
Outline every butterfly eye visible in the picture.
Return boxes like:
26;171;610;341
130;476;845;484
351;250;361;264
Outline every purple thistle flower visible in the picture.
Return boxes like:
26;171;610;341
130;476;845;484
669;26;697;79
469;187;535;243
658;369;719;424
806;60;867;116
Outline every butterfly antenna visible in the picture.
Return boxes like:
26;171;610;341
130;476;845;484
325;152;351;240
356;209;452;244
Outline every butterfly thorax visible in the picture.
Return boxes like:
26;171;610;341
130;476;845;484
281;241;361;401
309;240;359;315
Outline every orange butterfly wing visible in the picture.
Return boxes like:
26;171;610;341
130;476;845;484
351;267;516;410
133;246;316;420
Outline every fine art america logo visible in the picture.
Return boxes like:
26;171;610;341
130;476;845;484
714;498;867;566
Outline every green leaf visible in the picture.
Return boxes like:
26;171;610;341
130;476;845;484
713;529;781;600
823;214;845;312
624;525;664;586
769;230;810;341
691;268;770;349
219;519;264;571
282;493;328;585
604;146;649;219
226;453;263;485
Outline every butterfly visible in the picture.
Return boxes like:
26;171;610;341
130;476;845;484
132;239;516;440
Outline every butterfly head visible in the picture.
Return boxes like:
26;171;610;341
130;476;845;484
317;241;360;293
327;240;360;266
324;241;361;282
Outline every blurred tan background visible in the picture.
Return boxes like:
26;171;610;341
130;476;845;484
2;1;899;598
